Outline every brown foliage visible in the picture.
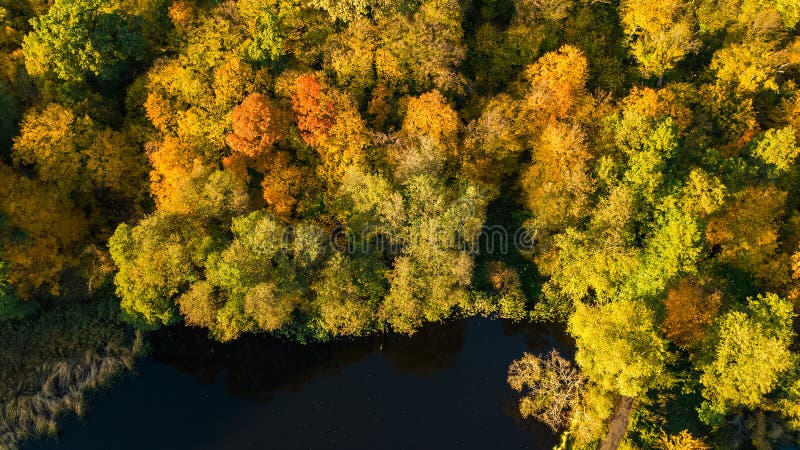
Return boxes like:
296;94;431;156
487;261;522;293
368;84;394;128
662;280;721;349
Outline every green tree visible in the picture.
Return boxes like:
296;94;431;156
22;0;147;82
312;252;386;337
751;126;800;177
203;210;325;340
109;168;248;328
108;213;202;328
697;294;797;425
238;1;285;66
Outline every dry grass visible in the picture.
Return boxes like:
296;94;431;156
0;297;145;450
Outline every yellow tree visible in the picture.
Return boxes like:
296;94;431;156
620;0;698;84
706;186;790;291
521;122;594;233
0;164;87;297
521;45;589;128
401;90;459;158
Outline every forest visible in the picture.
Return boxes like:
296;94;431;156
1;0;800;448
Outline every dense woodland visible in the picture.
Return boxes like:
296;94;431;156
1;0;800;448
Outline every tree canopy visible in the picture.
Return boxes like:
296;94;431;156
2;0;800;447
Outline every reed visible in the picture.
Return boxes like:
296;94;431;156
0;295;145;450
0;331;144;450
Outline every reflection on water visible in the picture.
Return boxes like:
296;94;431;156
25;318;572;450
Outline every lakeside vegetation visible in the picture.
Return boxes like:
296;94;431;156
1;0;800;448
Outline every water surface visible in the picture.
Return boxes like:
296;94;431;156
25;318;570;450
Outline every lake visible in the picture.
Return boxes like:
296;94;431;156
24;318;571;450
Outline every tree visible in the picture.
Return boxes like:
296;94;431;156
508;349;586;431
292;74;335;147
311;252;385;337
705;186;789;290
338;168;488;334
147;137;202;209
22;0;147;82
312;89;372;183
310;0;387;22
521;45;589;125
514;0;576;22
710;40;800;94
202;210;323;340
521;122;593;233
108;213;201;328
177;281;218;328
156;166;249;221
569;299;671;397
0;253;35;321
621;203;703;301
697;294;797;425
461;94;524;186
680;169;727;218
619;0;698;83
258;151;312;218
109;167;249;329
227;93;289;158
402;90;459;155
659;431;710;450
696;0;799;36
237;2;285;66
12;104;148;205
0;164;87;297
486;261;527;320
374;0;466;94
750;126;800;177
661;280;721;349
243;282;295;332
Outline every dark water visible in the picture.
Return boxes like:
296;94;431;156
25;318;571;450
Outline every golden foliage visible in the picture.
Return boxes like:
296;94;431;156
658;430;710;450
0;164;87;297
147;136;200;209
243;283;295;332
521;123;593;230
260;151;311;218
402;90;459;154
706;186;790;289
522;45;589;124
662;280;721;349
178;281;218;328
